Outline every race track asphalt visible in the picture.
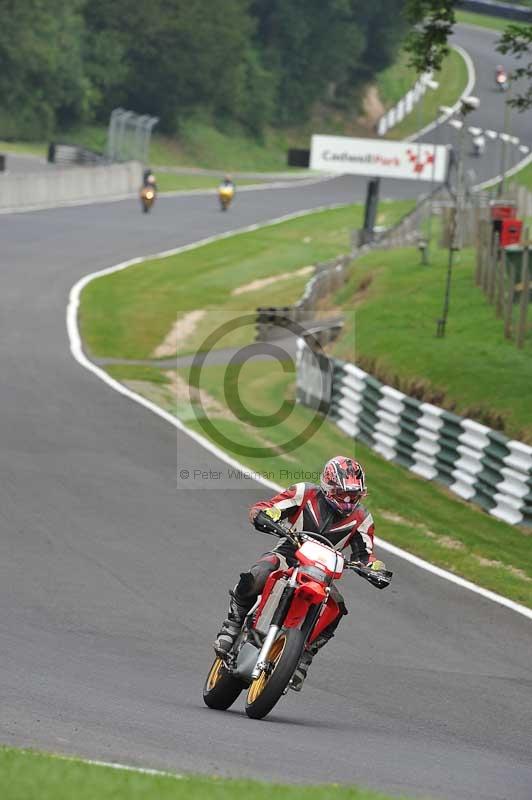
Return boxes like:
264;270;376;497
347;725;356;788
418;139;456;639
0;24;531;800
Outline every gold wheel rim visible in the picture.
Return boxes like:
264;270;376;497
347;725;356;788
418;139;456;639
206;657;224;691
247;635;287;704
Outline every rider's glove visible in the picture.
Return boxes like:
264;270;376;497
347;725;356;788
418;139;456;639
263;507;281;522
368;559;386;572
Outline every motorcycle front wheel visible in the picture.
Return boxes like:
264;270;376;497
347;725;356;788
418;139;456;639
203;656;245;710
245;627;305;720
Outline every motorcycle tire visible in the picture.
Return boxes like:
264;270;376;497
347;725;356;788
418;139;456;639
245;627;305;720
203;656;245;711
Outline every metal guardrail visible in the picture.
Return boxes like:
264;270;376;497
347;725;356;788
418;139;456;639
458;0;532;20
47;143;108;166
297;345;532;527
255;255;348;344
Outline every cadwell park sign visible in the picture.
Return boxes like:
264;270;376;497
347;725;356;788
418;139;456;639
310;134;449;183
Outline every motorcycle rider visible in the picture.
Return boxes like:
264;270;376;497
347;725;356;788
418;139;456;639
220;173;235;191
495;65;508;89
214;456;388;691
142;168;157;191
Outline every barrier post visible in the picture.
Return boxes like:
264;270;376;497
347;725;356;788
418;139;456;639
516;238;529;348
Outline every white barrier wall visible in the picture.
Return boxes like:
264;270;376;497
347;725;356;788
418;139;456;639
0;161;143;210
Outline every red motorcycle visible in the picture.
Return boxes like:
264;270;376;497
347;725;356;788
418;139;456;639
203;511;392;720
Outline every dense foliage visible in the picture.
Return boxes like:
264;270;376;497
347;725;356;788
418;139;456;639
0;0;408;140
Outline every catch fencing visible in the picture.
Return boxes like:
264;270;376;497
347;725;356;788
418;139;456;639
0;161;143;211
297;346;532;527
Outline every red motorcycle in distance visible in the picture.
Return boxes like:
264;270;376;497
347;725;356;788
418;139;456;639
203;511;392;720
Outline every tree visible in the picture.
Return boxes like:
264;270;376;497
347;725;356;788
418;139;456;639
0;0;89;139
403;0;456;73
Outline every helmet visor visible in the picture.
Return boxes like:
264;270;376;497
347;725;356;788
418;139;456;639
327;488;364;513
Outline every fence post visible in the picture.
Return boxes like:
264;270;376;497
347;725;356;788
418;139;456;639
475;219;483;287
487;233;499;304
496;246;505;318
503;248;515;339
481;223;490;294
516;237;530;349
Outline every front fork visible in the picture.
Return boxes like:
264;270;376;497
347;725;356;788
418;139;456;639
250;582;295;679
250;579;331;680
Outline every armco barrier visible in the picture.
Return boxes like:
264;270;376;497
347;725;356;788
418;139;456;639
297;343;532;527
0;161;143;210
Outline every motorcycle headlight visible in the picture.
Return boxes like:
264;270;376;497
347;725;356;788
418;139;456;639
299;565;328;584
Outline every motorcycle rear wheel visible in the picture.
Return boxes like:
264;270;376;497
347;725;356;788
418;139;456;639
203;656;245;710
245;628;305;720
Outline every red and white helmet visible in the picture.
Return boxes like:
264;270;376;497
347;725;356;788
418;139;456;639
320;456;367;515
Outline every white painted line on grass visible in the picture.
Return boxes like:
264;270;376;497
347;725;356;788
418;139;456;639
67;209;532;623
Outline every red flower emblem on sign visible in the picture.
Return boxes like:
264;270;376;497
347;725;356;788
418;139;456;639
406;148;435;175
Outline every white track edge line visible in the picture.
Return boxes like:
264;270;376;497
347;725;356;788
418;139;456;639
67;209;532;623
35;751;182;778
405;44;476;143
473;150;532;191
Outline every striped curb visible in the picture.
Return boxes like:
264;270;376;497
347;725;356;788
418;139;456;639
298;343;532;527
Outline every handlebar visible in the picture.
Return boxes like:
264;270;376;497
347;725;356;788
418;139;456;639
253;512;336;549
253;511;392;589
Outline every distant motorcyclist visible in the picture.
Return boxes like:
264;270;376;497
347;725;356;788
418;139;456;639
218;174;235;211
142;168;157;191
495;65;508;91
220;173;235;190
213;457;388;691
472;134;486;157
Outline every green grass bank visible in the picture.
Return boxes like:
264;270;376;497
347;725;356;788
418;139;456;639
456;9;529;31
79;201;413;360
331;244;532;443
0;747;405;800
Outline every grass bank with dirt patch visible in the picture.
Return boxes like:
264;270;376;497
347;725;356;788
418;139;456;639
79;201;413;361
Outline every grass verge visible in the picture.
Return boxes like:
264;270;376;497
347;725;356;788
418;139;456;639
79;201;413;360
456;10;528;32
511;162;532;192
386;48;469;140
330;243;532;442
0;747;402;800
376;52;418;108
